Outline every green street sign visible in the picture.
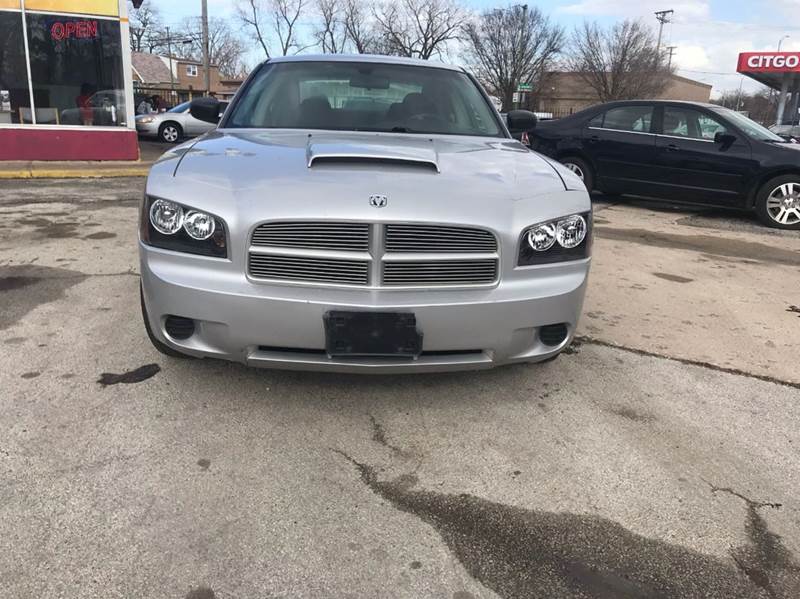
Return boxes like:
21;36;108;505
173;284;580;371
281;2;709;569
517;83;532;92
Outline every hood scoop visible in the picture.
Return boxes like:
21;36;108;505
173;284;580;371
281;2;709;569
306;135;439;172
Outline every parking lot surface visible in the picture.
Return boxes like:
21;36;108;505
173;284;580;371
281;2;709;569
1;178;799;598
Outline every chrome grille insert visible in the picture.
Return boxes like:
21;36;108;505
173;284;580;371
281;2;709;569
251;222;370;251
383;259;498;286
385;224;497;253
248;221;499;287
248;254;369;285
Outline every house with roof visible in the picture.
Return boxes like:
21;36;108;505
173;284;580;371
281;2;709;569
131;52;242;106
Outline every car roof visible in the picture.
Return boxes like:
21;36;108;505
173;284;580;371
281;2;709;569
264;54;464;72
593;99;721;110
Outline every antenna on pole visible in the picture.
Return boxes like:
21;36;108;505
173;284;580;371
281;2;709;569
654;9;674;64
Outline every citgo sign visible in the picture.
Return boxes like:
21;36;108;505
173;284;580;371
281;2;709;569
738;52;800;73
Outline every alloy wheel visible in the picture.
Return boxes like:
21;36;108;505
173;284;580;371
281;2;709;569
766;182;800;226
162;126;179;143
563;162;584;181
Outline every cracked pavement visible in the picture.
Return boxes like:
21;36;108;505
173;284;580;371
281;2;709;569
1;178;799;598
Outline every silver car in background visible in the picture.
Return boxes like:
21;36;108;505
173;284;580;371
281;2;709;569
139;55;592;373
136;100;228;143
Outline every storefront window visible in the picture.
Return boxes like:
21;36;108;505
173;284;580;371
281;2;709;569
25;14;127;126
0;10;31;125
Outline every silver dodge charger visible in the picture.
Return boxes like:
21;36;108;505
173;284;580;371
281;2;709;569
139;55;592;373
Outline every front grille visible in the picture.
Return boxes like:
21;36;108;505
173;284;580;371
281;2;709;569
248;253;369;285
385;224;497;253
248;222;499;287
251;222;370;251
383;259;498;286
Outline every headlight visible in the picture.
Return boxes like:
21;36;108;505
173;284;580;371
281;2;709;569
138;116;155;124
518;212;591;266
555;215;587;249
149;199;184;234
141;196;227;258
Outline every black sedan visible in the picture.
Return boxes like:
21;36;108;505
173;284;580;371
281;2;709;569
529;100;800;229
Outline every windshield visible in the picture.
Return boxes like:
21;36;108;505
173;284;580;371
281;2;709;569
169;101;190;113
713;107;784;141
226;61;503;137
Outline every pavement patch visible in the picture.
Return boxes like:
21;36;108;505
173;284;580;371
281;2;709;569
596;227;800;266
185;588;215;599
97;363;161;387
652;272;694;283
337;452;788;599
83;231;117;240
0;265;88;330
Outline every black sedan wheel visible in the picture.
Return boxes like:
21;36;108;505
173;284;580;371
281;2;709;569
560;157;594;192
756;176;800;229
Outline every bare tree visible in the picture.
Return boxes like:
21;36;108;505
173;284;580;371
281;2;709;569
313;0;347;53
463;5;563;111
128;0;166;53
237;0;311;58
342;0;381;54
566;20;674;102
173;18;247;78
373;0;464;59
236;0;273;57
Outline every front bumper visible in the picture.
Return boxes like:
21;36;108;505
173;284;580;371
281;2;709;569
136;121;160;137
140;243;590;373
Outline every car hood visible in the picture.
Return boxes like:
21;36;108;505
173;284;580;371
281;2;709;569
163;129;569;200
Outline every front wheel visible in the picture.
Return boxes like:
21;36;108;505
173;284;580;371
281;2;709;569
560;157;594;192
159;122;182;144
755;176;800;229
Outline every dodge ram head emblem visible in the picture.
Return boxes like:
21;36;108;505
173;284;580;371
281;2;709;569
369;194;388;208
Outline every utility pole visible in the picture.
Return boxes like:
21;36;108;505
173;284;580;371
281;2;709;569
202;0;210;96
665;46;677;69
165;27;175;96
654;9;674;64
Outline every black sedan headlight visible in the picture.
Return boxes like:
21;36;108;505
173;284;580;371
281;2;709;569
518;212;591;266
140;196;228;258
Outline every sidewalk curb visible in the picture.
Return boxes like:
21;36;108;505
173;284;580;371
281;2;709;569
0;166;152;179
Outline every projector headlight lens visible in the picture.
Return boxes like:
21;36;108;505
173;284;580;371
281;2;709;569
555;214;587;249
526;222;557;252
183;210;216;240
149;199;184;235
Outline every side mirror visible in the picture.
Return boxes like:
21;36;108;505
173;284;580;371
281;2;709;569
714;132;736;146
190;97;222;124
507;110;538;133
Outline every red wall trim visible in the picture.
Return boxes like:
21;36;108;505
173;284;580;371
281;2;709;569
0;128;140;161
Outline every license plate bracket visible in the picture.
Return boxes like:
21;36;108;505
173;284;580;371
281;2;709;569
324;311;423;358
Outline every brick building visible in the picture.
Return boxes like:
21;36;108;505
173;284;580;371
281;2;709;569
536;72;713;116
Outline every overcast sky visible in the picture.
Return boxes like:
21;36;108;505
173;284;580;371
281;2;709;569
152;0;800;96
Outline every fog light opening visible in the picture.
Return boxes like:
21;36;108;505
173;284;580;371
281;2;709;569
164;315;196;340
539;323;569;347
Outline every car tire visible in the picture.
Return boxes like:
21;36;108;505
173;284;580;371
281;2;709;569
560;156;594;192
159;122;182;144
140;284;193;359
755;175;800;229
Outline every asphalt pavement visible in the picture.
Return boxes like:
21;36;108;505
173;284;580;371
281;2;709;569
1;178;799;598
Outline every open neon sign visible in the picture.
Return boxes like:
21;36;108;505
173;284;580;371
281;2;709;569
50;20;99;41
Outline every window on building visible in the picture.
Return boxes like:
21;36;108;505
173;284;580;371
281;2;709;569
663;107;727;140
602;105;653;133
0;10;32;125
186;64;198;77
25;14;127;126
